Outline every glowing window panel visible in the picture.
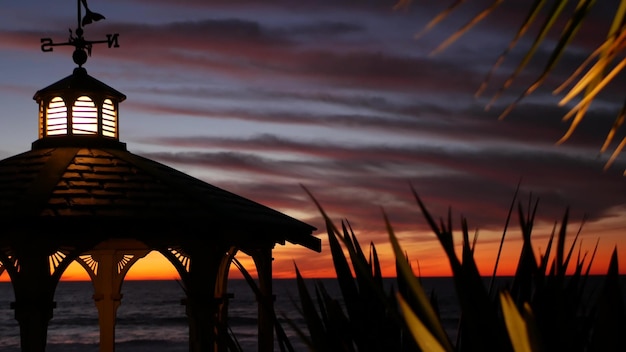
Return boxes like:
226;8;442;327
46;97;67;136
72;96;97;135
102;99;117;138
38;101;44;138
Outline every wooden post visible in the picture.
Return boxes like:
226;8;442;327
76;247;149;352
252;247;274;352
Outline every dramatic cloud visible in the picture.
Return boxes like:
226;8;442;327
0;0;624;279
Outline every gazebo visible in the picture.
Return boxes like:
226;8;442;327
0;2;321;352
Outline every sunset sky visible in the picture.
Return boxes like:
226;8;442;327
0;0;624;281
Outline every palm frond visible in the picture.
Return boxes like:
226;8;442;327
476;0;548;98
414;0;466;40
429;0;503;56
490;0;570;114
496;0;596;120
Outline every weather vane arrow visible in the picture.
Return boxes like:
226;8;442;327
40;0;119;67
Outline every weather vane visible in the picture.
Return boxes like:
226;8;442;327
40;0;119;67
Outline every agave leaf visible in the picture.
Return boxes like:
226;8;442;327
588;248;626;351
300;186;361;317
500;290;535;352
342;221;371;288
476;0;548;97
384;210;453;351
460;217;483;281
410;186;461;273
370;243;383;284
489;0;570;113
317;283;357;352
302;186;388;300
511;202;539;304
411;187;510;350
293;264;326;350
430;0;503;57
232;257;295;352
326;216;363;327
396;293;449;352
414;0;466;40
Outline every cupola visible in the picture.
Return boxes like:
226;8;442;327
32;67;126;149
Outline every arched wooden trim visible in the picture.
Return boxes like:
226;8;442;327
158;246;192;286
0;248;20;280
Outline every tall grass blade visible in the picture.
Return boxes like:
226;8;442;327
538;223;557;275
583;238;600;277
511;201;540;305
555;208;570;277
489;181;521;294
561;214;586;275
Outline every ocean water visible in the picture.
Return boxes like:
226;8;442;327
0;277;620;351
0;279;445;351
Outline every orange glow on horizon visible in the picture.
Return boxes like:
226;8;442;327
0;216;623;284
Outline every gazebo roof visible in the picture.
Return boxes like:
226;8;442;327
0;146;321;251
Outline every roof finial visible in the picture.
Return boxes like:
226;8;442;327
40;0;119;67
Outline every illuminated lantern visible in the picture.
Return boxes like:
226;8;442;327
33;67;125;146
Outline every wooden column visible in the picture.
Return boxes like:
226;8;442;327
76;246;149;352
11;249;56;352
252;247;274;352
177;244;226;352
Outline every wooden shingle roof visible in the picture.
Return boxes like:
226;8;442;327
0;146;320;251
